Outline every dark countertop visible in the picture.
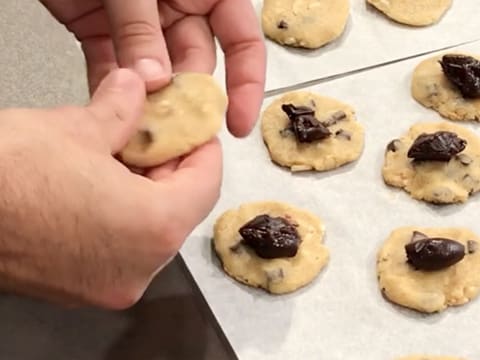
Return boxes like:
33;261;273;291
0;1;234;359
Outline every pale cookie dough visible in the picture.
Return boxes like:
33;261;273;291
120;73;227;167
378;226;480;313
367;0;452;27
412;53;480;122
396;356;465;360
261;91;364;172
382;121;480;204
262;0;349;49
213;201;329;294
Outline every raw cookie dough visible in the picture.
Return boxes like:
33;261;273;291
120;73;227;167
382;121;480;204
367;0;452;27
412;53;480;122
396;356;465;360
262;0;350;49
261;91;364;172
213;201;329;294
378;226;480;313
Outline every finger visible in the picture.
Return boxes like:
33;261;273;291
164;16;216;74
82;37;118;94
87;69;146;153
151;139;222;235
209;0;266;137
103;0;172;91
146;158;181;179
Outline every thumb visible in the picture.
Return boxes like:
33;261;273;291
88;69;146;154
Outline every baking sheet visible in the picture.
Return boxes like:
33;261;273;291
181;41;480;359
214;0;480;93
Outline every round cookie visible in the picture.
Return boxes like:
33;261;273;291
261;91;364;172
396;357;465;360
382;121;480;204
412;53;480;122
213;201;329;294
377;226;480;313
262;0;349;49
119;73;227;167
367;0;452;27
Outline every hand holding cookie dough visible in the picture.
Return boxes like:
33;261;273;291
0;0;267;309
0;70;222;309
42;0;267;137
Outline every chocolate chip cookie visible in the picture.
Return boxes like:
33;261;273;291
119;73;227;167
262;0;349;49
412;53;480;122
378;227;480;313
367;0;452;27
261;91;364;172
382;121;480;204
213;201;329;294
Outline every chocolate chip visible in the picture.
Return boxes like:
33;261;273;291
467;240;478;254
387;139;401;152
138;129;154;150
277;20;288;29
457;153;473;165
282;104;315;118
411;231;428;242
440;54;480;98
239;214;300;259
229;242;243;254
407;131;467;162
309;99;316;108
335;129;352;140
405;237;465;271
323;111;347;127
281;104;331;143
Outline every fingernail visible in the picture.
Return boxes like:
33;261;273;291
133;59;165;83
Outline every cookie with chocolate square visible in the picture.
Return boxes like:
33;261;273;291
261;91;364;172
383;121;480;204
412;53;480;122
213;201;329;294
378;227;480;313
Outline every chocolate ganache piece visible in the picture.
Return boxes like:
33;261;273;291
239;214;300;259
281;104;331;143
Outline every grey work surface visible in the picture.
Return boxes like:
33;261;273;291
0;1;234;359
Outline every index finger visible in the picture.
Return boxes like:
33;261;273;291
209;0;266;137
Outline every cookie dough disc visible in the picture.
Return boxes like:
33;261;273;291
213;201;329;294
120;73;227;167
262;0;350;49
396;356;465;360
261;91;364;172
382;121;480;204
412;53;480;122
367;0;452;26
378;227;480;313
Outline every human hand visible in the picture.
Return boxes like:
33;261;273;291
0;69;221;309
40;0;267;137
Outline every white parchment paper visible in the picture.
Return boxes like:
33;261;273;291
182;41;480;359
214;0;480;92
